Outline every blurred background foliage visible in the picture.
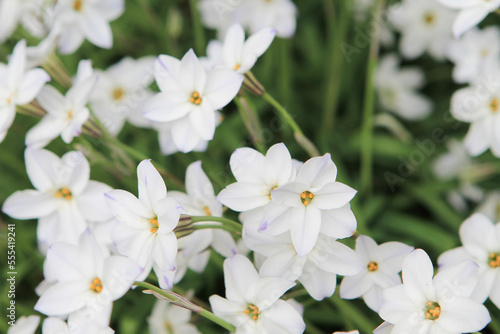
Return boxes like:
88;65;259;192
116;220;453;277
1;0;500;333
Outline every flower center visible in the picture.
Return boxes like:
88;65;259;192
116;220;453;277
73;0;83;11
424;301;441;320
203;206;211;216
234;64;241;71
367;261;378;272
269;185;278;199
55;187;72;200
189;91;202;105
423;12;435;25
90;277;103;293
112;87;125;101
243;304;260;320
149;217;159;233
300;191;314;205
489;98;499;113
488;252;500;268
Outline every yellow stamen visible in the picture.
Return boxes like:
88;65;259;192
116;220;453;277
300;191;314;205
203;206;212;216
189;91;202;105
234;64;241;71
488;252;500;268
490;98;499;113
244;304;260;320
367;261;378;272
73;0;83;11
55;188;72;200
112;87;125;101
149;217;159;234
424;301;441;320
424;12;435;25
90;277;103;293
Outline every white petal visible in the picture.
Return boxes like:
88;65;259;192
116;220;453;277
259;203;293;235
249;277;295;310
217;182;271;211
310;239;364;275
259;248;302;281
259;300;306;334
320;204;357;239
189;102;216;140
67;75;97;111
2;190;58;219
375;241;414;273
102;256;142;300
25;116;67;148
152;232;178;271
464;119;491;156
16;68;50;105
296;154;338;188
379;285;419;324
438;297;491;332
434;260;479;300
34;280;91;316
155;197;183;232
171;117;203;153
340;272;373;299
312;182;357;210
224;254;259;302
105;189;152;225
271;182;307;208
61;150;90;194
209;295;246;326
453;8;489;38
264;143;293;186
42;317;68;334
471;269;497;304
203;69;243;110
402;249;436;305
222;24;245;69
438;247;472;270
299;262;337;300
179;49;206;93
142;92;192;122
137;160;167;208
243;27;276;61
76;181;113;221
363;286;384;312
7;40;26;87
154;55;181;92
229;147;266;183
459;213;495;259
79;12;113;49
450;87;489;122
185;160;216;207
290;205;321;257
44;242;82;282
36;85;67;116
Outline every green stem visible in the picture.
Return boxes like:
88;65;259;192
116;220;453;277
329;296;377;333
189;0;206;55
234;95;267;153
304;320;324;334
262;92;320;157
359;0;385;196
134;281;236;332
190;216;243;233
194;224;241;234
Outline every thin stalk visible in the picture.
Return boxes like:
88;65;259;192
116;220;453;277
329;296;377;333
44;54;72;88
234;95;267;153
190;216;243;233
194;224;241;234
134;281;236;332
189;0;206;55
104;133;185;190
262;92;320;157
359;0;385;196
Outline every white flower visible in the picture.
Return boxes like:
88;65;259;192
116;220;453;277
0;0;51;42
437;0;500;38
51;0;124;54
476;191;500;222
389;0;455;60
244;216;364;301
262;153;357;257
142;49;243;153
105;160;182;289
2;148;113;252
90;56;155;135
148;299;200;334
34;230;142;321
209;254;306;334
447;27;500;83
339;235;414;312
169;161;238;259
198;0;237;39
217;143;296;212
438;213;500;309
0;39;50;142
7;315;40;334
375;54;433;120
432;139;471;180
379;249;491;333
202;23;276;74
373;322;394;334
26;64;97;148
42;316;114;334
450;62;500;157
234;0;297;38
